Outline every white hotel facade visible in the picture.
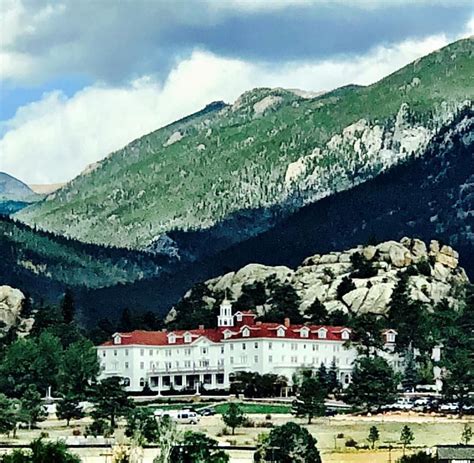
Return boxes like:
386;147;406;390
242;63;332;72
97;300;398;393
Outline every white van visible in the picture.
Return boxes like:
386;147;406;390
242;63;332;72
154;408;200;424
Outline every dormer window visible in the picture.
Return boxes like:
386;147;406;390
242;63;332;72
168;333;176;344
242;327;250;338
387;332;396;343
184;333;192;343
236;313;243;322
318;328;327;339
277;327;285;337
113;335;121;345
341;329;350;340
223;330;232;340
300;327;309;338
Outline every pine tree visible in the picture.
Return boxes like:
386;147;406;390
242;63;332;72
402;349;420;392
368;426;380;449
292;376;327;424
61;289;75;325
305;298;328;324
222;403;245;435
56;394;84;427
400;425;415;455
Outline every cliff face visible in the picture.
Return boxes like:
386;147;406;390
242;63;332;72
0;286;33;338
166;238;468;323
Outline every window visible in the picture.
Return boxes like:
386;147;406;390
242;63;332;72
291;356;297;363
313;344;319;351
123;377;131;387
174;376;183;386
318;328;327;339
165;361;172;369
216;374;224;384
300;328;309;338
102;351;106;357
204;374;212;385
125;349;129;356
175;361;179;368
221;346;225;354
291;343;297;351
254;356;258;363
341;330;350;340
165;350;171;357
113;335;121;345
254;342;258;349
242;343;246;350
268;342;272;350
184;333;192;343
241;356;247;364
236;313;243;322
163;376;171;387
230;344;234;351
139;378;145;387
125;362;129;369
149;349;153;356
140;362;144;369
140;349;145;356
230;356;234;364
168;334;176;344
185;348;191;356
277;327;285;337
184;360;191;368
269;356;273;363
387;332;396;343
242;328;250;337
201;347;208;355
114;350;118;356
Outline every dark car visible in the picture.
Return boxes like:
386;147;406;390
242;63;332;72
200;408;216;416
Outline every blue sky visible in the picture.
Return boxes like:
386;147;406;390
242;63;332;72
1;0;473;183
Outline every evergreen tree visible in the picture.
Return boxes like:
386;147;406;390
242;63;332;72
400;425;415;455
61;289;75;325
89;377;135;429
292;376;326;424
0;439;81;463
368;426;380;449
328;359;340;393
264;276;302;323
254;422;321;463
56;394;84;427
461;423;472;445
402;350;420;392
0;394;19;437
345;356;399;413
304;298;328;324
315;363;329;391
336;276;356;301
170;431;229;463
117;308;134;332
19;385;46;429
222;403;245;435
234;282;267;312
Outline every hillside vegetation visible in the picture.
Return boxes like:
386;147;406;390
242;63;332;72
17;38;474;249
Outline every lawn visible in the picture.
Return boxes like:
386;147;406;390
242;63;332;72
213;402;292;415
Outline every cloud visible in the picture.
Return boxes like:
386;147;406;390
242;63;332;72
0;32;457;184
1;0;471;85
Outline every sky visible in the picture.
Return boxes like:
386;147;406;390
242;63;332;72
0;0;473;184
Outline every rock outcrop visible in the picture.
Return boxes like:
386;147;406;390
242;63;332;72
0;286;33;337
181;238;468;318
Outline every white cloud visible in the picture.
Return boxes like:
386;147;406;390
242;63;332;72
0;33;461;184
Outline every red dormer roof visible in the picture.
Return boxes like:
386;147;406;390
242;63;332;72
100;313;352;347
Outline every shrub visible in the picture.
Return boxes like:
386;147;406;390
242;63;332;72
345;438;358;447
337;277;356;300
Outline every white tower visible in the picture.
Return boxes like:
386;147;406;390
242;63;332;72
217;299;234;327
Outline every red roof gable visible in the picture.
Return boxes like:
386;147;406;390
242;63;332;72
100;322;351;347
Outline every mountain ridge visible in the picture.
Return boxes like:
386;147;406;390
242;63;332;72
17;38;474;251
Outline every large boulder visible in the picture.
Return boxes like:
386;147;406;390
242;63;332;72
0;286;33;336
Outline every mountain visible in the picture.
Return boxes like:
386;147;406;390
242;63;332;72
0;172;37;202
73;106;473;323
17;38;473;254
0;172;41;215
0;215;172;303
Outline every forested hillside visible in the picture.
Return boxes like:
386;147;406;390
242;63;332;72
18;38;473;251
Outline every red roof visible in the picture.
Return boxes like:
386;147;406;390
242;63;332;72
100;321;351;346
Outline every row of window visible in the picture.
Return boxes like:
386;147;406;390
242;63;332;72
101;340;347;359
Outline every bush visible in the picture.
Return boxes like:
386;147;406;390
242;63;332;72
337;277;356;300
345;438;358;447
265;414;272;421
396;451;436;463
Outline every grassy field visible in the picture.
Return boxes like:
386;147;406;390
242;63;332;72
213;402;291;415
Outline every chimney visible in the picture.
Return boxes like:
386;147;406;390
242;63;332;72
256;321;262;326
199;324;204;330
284;318;290;327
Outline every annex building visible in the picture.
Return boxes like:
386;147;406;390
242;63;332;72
97;300;397;392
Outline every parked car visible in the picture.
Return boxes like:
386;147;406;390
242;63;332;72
439;403;459;413
154;409;201;424
199;408;216;416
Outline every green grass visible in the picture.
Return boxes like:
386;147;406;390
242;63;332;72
213;402;291;415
